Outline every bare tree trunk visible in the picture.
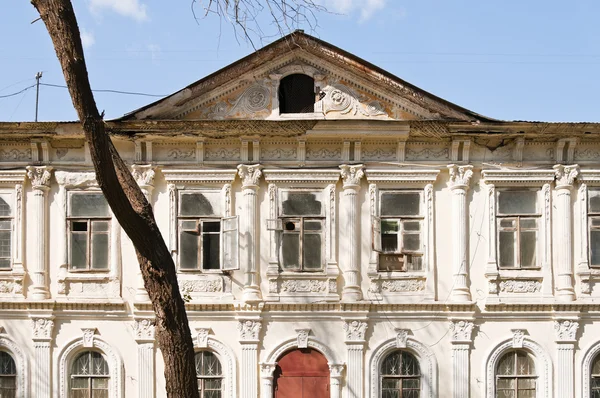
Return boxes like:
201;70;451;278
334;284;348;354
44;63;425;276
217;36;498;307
30;1;199;396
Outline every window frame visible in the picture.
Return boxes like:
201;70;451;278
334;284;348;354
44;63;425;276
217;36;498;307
379;350;421;398
0;350;17;397
0;192;15;271
495;189;541;270
69;350;110;398
0;171;26;298
66;191;112;272
195;350;224;398
495;350;537;398
587;188;600;268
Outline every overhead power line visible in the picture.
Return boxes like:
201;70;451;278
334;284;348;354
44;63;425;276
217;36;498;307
0;84;36;99
41;83;167;97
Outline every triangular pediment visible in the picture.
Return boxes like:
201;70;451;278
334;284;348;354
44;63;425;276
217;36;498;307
123;32;492;122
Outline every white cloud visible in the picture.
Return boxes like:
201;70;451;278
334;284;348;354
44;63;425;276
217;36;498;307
89;0;148;22
80;29;95;49
146;44;161;63
320;0;387;21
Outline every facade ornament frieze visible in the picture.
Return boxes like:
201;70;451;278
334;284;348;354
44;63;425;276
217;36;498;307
295;328;310;349
237;319;262;342
237;164;263;187
511;329;526;348
339;164;365;188
554;320;579;342
133;319;155;342
31;318;54;341
447;164;473;189
26;165;53;190
450;320;474;343
554;164;579;188
343;320;367;342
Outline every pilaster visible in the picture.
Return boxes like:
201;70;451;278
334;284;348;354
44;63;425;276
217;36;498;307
26;166;53;300
238;318;262;398
238;164;263;303
340;164;365;302
449;320;475;398
133;318;156;398
259;363;277;398
31;316;54;398
554;164;578;302
132;165;156;303
554;319;579;398
343;319;367;398
447;165;473;302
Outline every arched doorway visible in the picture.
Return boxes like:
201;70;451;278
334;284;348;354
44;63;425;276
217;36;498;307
274;348;330;398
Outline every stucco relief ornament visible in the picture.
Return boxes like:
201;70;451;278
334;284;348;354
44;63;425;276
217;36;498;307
320;82;386;117
511;329;526;348
260;363;277;377
26;166;53;189
340;164;365;188
554;320;579;342
31;318;54;340
554;164;579;188
196;328;210;348
207;82;271;119
238;320;261;341
395;328;409;348
450;320;474;342
237;164;263;188
343;320;367;341
329;364;344;377
81;328;97;347
133;319;155;341
296;329;310;349
447;164;473;189
131;165;156;187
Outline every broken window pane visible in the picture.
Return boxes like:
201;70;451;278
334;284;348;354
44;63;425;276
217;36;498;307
590;189;600;213
498;191;537;215
282;234;300;269
71;193;109;217
303;234;322;270
180;192;219;217
179;231;198;269
381;193;420;216
382;233;399;253
520;230;537;267
281;192;322;216
499;231;516;267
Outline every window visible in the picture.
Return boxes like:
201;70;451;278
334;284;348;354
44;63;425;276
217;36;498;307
496;190;540;269
591;355;600;397
373;191;424;272
495;351;536;398
68;193;110;271
268;191;325;271
589;189;600;267
195;351;223;398
177;191;238;271
278;74;315;114
0;195;12;270
0;351;16;397
70;351;109;398
380;350;420;398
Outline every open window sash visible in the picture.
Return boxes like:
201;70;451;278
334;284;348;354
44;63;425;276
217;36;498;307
372;215;382;252
221;216;239;271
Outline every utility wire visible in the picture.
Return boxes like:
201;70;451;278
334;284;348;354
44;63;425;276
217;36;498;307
0;84;36;99
40;83;167;97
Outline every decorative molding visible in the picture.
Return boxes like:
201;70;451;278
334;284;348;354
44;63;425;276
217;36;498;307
554;320;579;342
581;340;600;397
380;279;426;292
481;169;555;184
31;318;54;341
499;280;542;293
263;169;340;184
195;328;210;348
295;329;310;349
162;169;237;184
131;165;155;187
447;164;473;189
365;169;439;185
343;320;367;342
280;279;327;293
81;328;97;348
511;329;526;348
0;148;31;161
340;164;365;188
0;336;28;398
237;164;263;187
193;335;237;398
167;148;195;160
179;278;223;293
395;328;409;348
237;319;261;342
319;81;388;117
54;171;98;187
133;319;155;342
450;320;474;343
206;82;271;119
26;166;53;189
554;164;579;189
406;146;449;160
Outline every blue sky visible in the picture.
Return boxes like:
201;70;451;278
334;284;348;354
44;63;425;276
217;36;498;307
1;0;599;122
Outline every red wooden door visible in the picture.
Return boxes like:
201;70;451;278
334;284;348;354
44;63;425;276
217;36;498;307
274;348;330;398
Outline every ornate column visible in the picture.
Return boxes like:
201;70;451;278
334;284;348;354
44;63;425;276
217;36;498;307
133;318;156;398
447;165;473;302
343;319;367;398
450;320;474;398
238;164;263;303
31;317;54;398
132;165;156;302
554;319;579;397
259;363;277;398
27;166;53;300
238;318;261;398
339;165;365;302
329;364;344;398
554;165;578;302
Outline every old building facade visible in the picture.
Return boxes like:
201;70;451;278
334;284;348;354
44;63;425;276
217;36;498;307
0;32;600;397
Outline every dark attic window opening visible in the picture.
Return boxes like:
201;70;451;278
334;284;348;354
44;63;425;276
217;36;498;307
278;74;315;114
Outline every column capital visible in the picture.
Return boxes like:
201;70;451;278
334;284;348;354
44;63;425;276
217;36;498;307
31;317;54;341
340;164;365;189
260;363;277;377
554;319;579;343
450;320;475;344
133;318;156;343
26;166;53;190
447;164;473;190
554;164;579;189
237;319;262;343
329;364;345;378
131;164;156;189
343;319;368;342
237;164;263;188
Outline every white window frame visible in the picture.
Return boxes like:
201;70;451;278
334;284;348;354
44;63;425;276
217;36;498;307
482;170;554;301
0;171;26;298
270;64;326;120
0;336;28;398
366;169;438;301
263;169;339;301
577;171;600;295
193;330;237;398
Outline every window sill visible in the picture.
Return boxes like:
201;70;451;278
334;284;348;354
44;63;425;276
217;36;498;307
277;112;324;120
497;269;543;279
178;268;225;275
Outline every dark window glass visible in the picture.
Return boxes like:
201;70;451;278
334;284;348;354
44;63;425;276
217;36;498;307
278;74;315;114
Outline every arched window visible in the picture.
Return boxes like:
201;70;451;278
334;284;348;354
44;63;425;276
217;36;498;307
278;74;315;114
591;355;600;397
70;351;110;397
496;351;536;397
380;350;420;397
195;351;223;397
0;351;16;397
